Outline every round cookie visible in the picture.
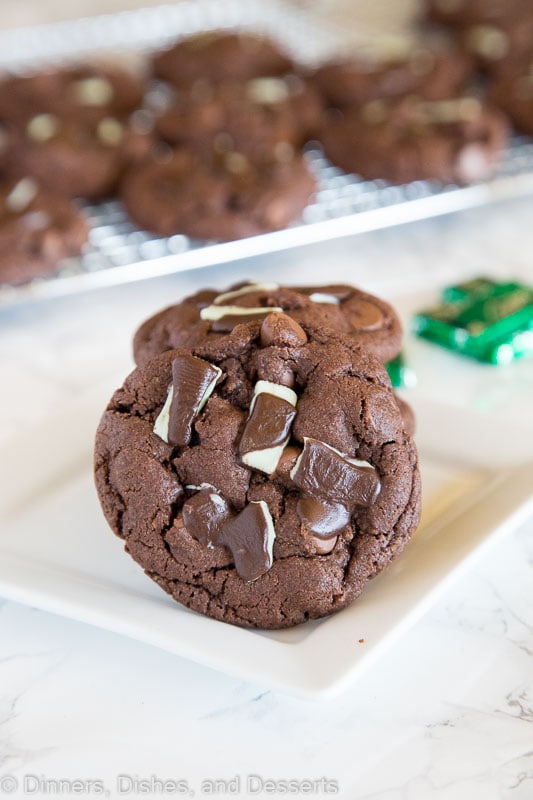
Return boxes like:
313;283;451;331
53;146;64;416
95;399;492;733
0;64;145;127
319;95;509;185
151;32;294;88
15;112;153;199
0;176;88;285
120;148;316;240
155;75;323;159
94;317;421;629
310;43;474;108
132;281;403;367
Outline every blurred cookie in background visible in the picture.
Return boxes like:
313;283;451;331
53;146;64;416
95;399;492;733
0;176;88;285
310;41;475;109
154;74;324;161
319;95;509;185
120;146;317;241
151;32;294;88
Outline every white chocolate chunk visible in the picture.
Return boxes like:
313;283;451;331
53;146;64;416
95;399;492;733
27;113;58;142
200;304;283;321
5;178;38;213
224;151;249;174
249;379;297;413
308;292;341;305
22;210;49;230
197;364;222;412
71;77;114;106
246;77;289;104
209;493;228;510
97;117;123;146
420;97;482;124
213;282;280;305
273;140;295;163
255;500;276;568
467;25;508;61
153;384;173;443
242;441;290;475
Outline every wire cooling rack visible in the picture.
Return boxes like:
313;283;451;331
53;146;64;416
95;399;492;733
2;0;533;307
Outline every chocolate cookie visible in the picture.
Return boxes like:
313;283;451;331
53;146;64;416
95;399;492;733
319;95;509;185
155;75;323;159
120;148;316;240
15;112;153;199
0;64;145;127
0;176;88;285
311;43;474;108
132;281;403;367
151;32;294;88
94;317;421;629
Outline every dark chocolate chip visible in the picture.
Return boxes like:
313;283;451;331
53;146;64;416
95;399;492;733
348;300;385;332
260;311;308;347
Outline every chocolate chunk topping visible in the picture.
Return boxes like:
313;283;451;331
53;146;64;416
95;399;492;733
291;438;381;538
260;312;308;347
200;304;283;333
213;282;279;305
218;500;275;582
348;299;385;331
168;355;221;446
182;486;231;547
239;393;297;455
297;495;350;536
296;284;353;301
292;437;381;508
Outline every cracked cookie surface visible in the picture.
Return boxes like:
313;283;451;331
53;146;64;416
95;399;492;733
95;318;420;629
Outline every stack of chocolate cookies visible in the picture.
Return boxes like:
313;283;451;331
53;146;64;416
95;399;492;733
94;281;421;629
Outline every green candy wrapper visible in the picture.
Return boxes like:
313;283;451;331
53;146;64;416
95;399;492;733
386;353;417;388
413;277;533;365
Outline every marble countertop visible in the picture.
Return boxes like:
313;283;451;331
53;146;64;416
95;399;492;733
1;197;532;799
0;0;532;796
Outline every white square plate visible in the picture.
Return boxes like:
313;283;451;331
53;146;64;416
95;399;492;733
1;286;532;700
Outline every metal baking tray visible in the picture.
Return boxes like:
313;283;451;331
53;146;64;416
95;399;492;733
2;0;533;308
